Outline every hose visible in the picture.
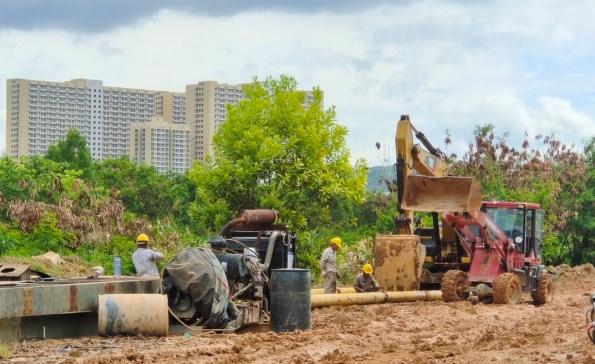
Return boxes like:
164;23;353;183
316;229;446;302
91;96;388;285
230;283;253;300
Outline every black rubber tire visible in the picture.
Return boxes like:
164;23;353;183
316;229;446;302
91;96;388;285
493;272;522;304
441;270;468;302
532;273;555;305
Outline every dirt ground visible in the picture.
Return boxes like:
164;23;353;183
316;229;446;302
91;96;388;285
4;264;595;364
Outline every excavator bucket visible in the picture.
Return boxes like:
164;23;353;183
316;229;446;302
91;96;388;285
374;234;426;291
402;175;482;212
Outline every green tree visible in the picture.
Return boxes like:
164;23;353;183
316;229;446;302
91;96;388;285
93;157;194;221
46;129;93;178
189;75;367;232
566;138;594;264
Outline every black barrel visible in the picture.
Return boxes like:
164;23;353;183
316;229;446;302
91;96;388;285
270;268;311;332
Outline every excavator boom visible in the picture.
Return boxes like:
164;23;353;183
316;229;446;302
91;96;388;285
375;114;481;292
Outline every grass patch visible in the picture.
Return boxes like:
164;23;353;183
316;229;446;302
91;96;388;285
0;254;92;277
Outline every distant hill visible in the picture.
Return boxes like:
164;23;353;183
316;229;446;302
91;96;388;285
366;165;396;193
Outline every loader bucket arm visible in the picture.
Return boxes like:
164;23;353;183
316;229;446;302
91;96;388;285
402;175;482;212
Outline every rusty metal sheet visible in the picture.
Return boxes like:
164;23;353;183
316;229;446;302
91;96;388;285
70;285;78;312
23;288;32;316
374;235;426;291
402;175;481;212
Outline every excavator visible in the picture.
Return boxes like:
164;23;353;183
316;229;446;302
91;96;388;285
374;115;554;304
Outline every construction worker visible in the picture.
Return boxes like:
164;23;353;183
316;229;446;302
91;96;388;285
320;237;341;294
354;263;380;293
132;233;164;276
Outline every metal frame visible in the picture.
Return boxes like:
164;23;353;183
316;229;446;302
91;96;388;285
0;276;160;342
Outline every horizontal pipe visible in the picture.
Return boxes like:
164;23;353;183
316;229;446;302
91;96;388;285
311;290;442;308
98;294;168;336
311;287;356;295
385;290;442;302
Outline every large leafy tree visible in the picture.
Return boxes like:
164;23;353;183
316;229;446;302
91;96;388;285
46;129;93;178
189;75;367;232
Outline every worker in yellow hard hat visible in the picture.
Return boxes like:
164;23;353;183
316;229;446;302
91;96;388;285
132;233;164;276
319;237;342;293
354;263;380;293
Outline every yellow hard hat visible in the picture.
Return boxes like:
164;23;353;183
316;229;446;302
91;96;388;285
136;233;150;244
330;236;342;248
363;263;373;275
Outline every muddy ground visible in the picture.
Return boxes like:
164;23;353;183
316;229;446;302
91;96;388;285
4;264;595;364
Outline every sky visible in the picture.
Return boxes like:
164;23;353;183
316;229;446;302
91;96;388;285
1;0;594;164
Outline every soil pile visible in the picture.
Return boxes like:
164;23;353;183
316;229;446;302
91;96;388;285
550;263;595;293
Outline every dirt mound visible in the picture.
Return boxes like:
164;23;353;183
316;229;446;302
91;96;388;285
550;263;595;293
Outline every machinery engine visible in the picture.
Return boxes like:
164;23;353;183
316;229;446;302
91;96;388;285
211;209;297;302
164;209;297;330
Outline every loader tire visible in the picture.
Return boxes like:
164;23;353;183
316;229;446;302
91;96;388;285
532;273;554;305
493;273;522;304
441;270;468;302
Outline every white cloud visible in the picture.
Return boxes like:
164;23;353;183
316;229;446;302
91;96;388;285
536;96;595;141
1;1;594;164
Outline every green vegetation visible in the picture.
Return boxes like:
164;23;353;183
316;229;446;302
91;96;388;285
189;75;367;232
0;76;591;280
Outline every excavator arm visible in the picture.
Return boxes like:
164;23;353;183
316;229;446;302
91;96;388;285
375;114;481;292
395;115;480;231
395;115;448;234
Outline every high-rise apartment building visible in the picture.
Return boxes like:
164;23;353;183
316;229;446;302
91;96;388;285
6;78;321;171
6;78;183;160
185;81;244;160
129;117;190;173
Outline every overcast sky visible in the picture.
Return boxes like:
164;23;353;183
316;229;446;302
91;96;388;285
1;0;594;164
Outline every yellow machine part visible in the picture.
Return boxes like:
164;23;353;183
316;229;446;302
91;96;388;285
311;287;356;295
311;290;442;308
402;175;481;212
374;234;426;291
98;294;168;336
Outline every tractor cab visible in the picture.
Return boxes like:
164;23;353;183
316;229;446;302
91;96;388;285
481;201;544;259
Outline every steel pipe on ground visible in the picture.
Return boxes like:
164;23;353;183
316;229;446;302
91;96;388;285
98;294;168;336
311;290;442;308
311;287;356;295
